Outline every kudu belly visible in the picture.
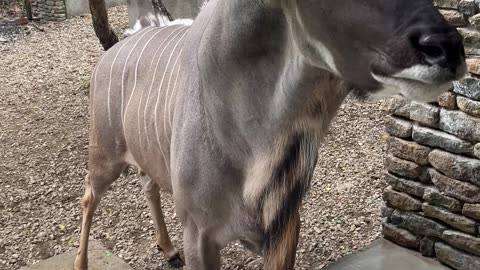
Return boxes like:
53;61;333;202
90;25;190;190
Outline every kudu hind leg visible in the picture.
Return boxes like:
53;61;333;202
140;173;184;267
74;162;126;270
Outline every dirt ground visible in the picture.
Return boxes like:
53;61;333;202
0;6;387;270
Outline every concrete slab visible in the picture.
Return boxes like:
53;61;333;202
324;239;450;270
20;241;133;270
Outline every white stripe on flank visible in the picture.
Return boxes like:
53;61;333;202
120;27;159;125
123;27;169;133
163;36;187;144
106;27;151;126
143;26;186;148
154;27;189;173
91;52;108;125
168;53;182;129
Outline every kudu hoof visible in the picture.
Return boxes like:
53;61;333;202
167;253;185;268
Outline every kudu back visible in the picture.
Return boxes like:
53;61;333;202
75;0;465;269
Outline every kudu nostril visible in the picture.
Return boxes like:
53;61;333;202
412;32;464;68
415;35;447;66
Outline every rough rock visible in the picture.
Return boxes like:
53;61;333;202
459;0;479;15
383;186;423;211
423;203;477;234
475;143;480;159
412;125;473;155
440;9;468;26
466;57;480;75
429;168;480;203
437;91;457;109
457;96;480;117
433;0;461;9
387;136;432;165
436;242;480;270
409;101;440;128
458;28;480;51
439;109;480;142
385;115;413;138
385;172;428;198
385;155;422;179
419;237;436;257
390;209;446;238
383;96;411;118
423;187;463;212
463;203;480;221
442;230;480;257
382;221;419;249
381;206;395;220
429;150;480;185
453;75;480;101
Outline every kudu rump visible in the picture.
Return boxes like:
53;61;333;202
74;0;466;269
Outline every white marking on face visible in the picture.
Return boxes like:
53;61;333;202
393;64;444;84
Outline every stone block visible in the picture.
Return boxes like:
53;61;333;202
385;155;422;179
436;242;480;270
46;0;54;6
463;203;480;220
466;57;480;75
387;136;432;165
381;205;395;220
443;230;480;257
458;28;480;50
429;150;480;185
440;109;480;142
459;0;478;15
385;116;413;138
382;96;411;118
475;143;480;159
383;186;423;211
429;168;480;203
423;203;477;234
440;9;468;27
419;237;436;257
55;1;64;6
437;91;457;109
412;125;473;155
386;172;428;198
391;209;446;238
434;0;461;8
453;75;480;101
382;221;419;249
409;101;440;128
424;187;463;212
457;96;480;117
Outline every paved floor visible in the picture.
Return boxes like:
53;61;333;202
20;241;133;270
324;239;450;270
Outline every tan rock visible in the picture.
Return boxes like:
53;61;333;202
466;58;480;76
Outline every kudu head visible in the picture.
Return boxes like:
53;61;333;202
277;0;466;102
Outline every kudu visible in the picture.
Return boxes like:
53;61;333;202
74;0;466;269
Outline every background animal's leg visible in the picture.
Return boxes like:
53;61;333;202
183;221;221;270
74;160;126;270
139;172;184;267
263;210;301;270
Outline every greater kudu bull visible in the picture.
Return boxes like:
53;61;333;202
74;0;466;269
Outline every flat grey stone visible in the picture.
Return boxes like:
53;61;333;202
459;0;478;15
382;222;419;249
383;186;423;211
412;125;473;155
439;109;480;142
391;209;446;238
383;96;411;118
423;187;463;213
423;203;477;234
387;136;432;165
385;116;413;138
385;172;428;198
463;203;480;221
442;230;480;257
435;242;480;270
453;75;480;101
409;102;440;128
20;241;133;270
323;239;450;270
429;168;480;203
475;143;480;159
385;154;422;179
434;0;461;9
429;150;480;186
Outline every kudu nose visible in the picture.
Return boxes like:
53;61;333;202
412;31;464;70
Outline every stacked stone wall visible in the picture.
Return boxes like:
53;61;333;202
382;2;480;269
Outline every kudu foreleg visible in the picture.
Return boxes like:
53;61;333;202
183;220;221;270
140;173;184;267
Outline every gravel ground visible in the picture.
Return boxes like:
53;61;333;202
0;6;387;270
